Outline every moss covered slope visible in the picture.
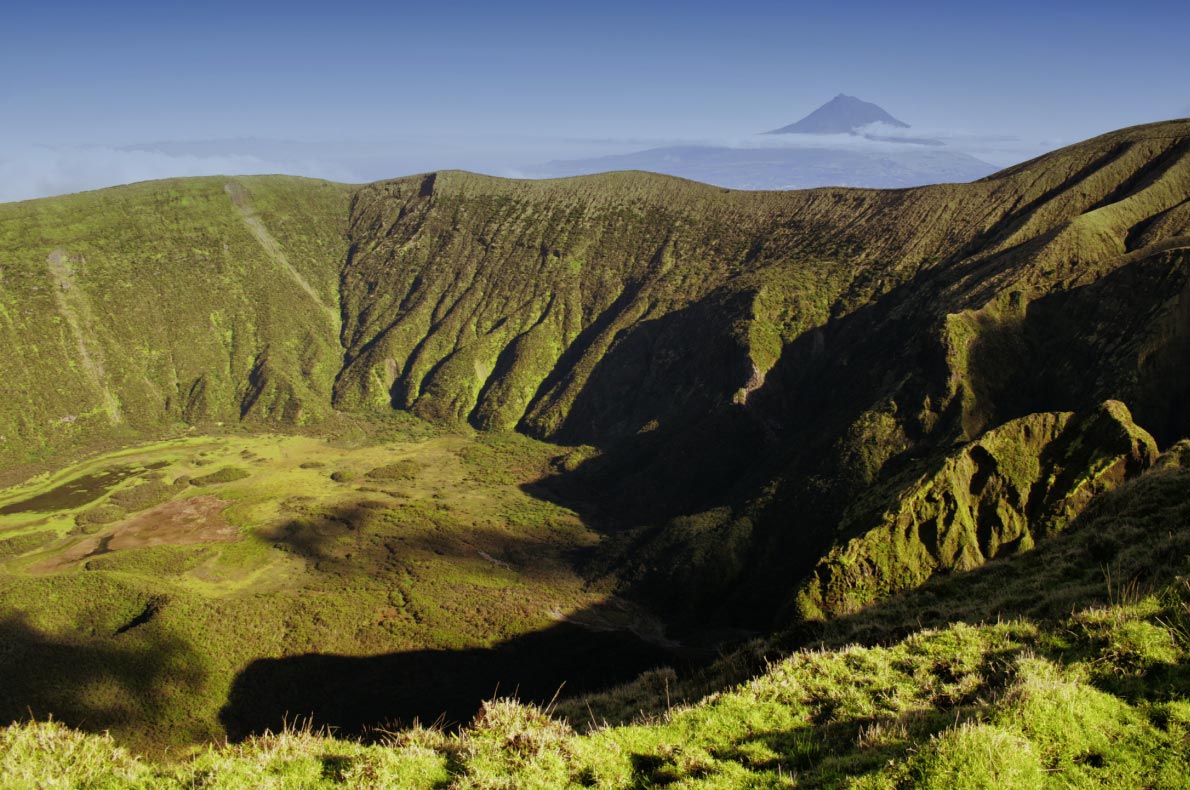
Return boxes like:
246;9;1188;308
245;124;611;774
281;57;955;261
796;400;1158;620
0;176;352;467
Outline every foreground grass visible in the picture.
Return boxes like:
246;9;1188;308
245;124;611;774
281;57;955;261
2;463;1189;787
4;586;1190;787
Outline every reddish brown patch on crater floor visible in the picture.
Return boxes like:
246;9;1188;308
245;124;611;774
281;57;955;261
31;495;238;573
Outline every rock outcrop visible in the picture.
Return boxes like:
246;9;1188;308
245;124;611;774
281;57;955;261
796;401;1158;620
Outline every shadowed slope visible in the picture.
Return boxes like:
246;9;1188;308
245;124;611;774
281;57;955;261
3;459;1190;784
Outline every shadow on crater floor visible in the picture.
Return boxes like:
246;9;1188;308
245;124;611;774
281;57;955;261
220;616;692;739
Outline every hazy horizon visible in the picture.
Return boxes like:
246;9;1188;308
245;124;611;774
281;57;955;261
2;0;1187;201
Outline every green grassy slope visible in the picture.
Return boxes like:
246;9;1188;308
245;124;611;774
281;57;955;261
2;448;1187;787
0;176;352;468
0;120;1188;769
572;123;1190;625
2;125;1186;477
795;400;1159;620
318;123;1190;630
334;124;1190;445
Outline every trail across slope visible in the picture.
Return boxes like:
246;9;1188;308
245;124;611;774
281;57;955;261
44;248;122;425
224;180;340;329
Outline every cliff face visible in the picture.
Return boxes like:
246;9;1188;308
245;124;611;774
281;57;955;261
1;121;1188;624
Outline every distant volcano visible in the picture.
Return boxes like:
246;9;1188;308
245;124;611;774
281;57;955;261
766;94;910;134
528;93;994;190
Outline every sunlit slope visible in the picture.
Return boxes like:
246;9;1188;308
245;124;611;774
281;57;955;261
0;176;352;466
3;123;1186;469
330;123;1190;625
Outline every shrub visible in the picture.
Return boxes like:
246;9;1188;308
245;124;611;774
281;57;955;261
365;460;422;482
189;466;251;486
0;531;55;558
109;479;185;512
76;503;125;527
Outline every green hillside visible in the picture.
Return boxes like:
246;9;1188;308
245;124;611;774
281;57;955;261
2;447;1188;787
0;176;352;469
0;120;1188;782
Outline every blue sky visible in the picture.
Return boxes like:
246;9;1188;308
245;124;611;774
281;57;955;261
1;0;1187;199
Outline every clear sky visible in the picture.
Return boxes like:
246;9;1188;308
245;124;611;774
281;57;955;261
2;0;1187;199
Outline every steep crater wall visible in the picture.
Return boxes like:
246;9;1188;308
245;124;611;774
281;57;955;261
1;122;1189;629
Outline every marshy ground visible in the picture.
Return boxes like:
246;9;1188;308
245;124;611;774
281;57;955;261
0;422;676;754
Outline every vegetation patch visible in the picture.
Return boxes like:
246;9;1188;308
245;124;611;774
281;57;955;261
0;431;640;753
364;459;422;482
189;466;251;487
0;530;55;559
75;503;125;528
109;478;188;511
0;122;1189;784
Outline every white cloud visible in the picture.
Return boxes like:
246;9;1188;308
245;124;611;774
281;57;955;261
0;136;645;203
624;126;911;153
599;123;1058;168
0;125;1063;204
0;144;363;203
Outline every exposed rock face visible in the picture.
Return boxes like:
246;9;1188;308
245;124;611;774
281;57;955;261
795;401;1158;620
